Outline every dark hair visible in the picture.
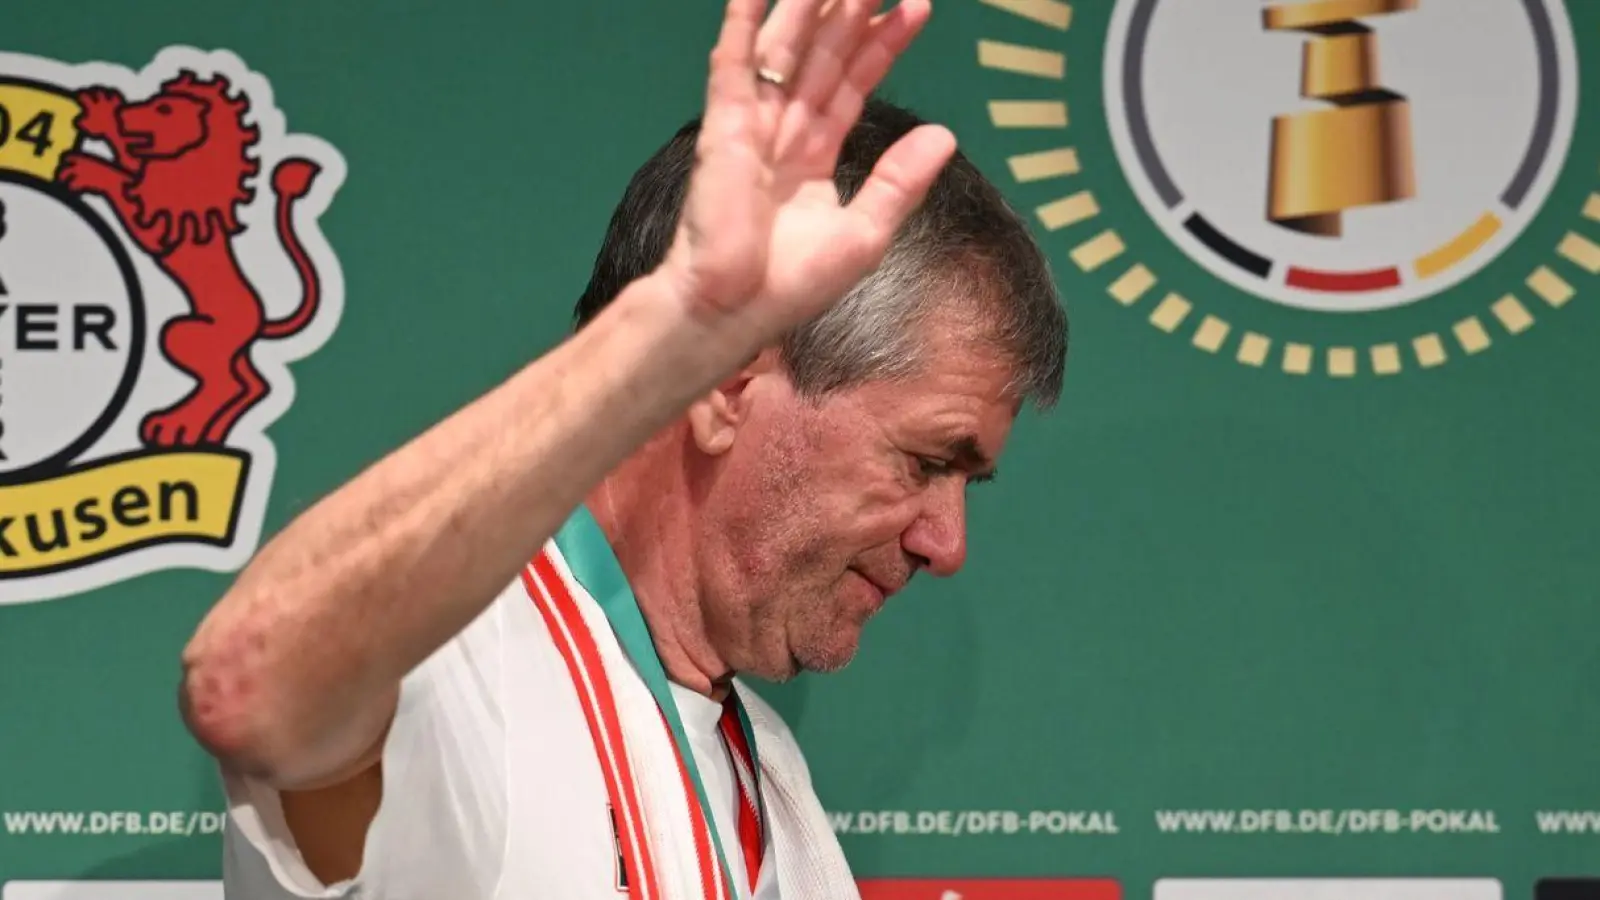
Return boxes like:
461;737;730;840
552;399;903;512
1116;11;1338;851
574;95;1067;409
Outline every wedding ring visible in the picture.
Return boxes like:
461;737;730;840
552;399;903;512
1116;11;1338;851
756;67;788;89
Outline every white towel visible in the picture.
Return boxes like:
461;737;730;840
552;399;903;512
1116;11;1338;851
526;543;862;900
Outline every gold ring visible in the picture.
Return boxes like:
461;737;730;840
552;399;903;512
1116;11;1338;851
756;67;788;89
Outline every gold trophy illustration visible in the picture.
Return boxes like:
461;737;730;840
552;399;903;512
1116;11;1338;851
1264;0;1418;237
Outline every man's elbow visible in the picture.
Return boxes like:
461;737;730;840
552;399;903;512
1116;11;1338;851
178;620;394;792
178;630;290;784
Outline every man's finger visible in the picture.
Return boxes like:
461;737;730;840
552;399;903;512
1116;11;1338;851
789;0;881;111
706;0;767;97
753;0;831;86
819;0;931;142
701;0;769;163
845;123;957;239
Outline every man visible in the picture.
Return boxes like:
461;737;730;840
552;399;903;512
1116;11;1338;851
179;0;1066;897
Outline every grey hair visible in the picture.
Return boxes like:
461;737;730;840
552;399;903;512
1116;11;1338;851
778;234;934;394
575;96;1068;410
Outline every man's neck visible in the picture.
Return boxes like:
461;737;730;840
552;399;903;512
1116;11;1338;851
584;462;732;701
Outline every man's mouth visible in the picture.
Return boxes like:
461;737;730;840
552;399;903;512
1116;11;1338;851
850;567;899;604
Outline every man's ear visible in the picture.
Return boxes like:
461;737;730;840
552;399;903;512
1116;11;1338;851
687;348;782;457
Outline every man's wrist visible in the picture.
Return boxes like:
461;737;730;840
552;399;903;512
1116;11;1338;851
606;266;769;383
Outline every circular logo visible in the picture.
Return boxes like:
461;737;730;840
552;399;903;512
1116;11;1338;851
0;170;143;485
1103;0;1578;314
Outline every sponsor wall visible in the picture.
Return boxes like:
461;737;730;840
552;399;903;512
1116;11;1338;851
2;1;1597;898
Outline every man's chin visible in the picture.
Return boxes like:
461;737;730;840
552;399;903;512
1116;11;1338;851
739;622;868;681
791;629;864;675
739;650;852;683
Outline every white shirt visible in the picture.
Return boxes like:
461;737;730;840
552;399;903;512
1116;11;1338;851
220;569;783;899
670;683;780;900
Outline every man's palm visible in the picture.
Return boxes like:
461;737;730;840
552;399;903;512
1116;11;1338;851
662;0;955;343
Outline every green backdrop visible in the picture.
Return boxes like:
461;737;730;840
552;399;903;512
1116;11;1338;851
2;1;1597;898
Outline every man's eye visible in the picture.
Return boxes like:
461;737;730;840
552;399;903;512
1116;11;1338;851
917;456;950;477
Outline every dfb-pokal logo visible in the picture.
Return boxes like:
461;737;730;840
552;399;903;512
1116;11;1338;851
0;47;345;604
973;0;1593;378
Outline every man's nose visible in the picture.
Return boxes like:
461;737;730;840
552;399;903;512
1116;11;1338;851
902;479;968;577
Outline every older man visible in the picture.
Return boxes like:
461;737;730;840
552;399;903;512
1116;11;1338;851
179;0;1066;897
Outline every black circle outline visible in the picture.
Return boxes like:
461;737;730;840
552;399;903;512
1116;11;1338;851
1115;0;1566;287
0;167;146;486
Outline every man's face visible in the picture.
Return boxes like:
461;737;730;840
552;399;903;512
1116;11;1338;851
693;318;1022;681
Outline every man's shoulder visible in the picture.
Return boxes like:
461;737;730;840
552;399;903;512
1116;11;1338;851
396;572;533;720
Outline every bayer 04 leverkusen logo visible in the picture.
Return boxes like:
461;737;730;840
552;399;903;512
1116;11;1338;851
0;47;345;605
972;0;1592;377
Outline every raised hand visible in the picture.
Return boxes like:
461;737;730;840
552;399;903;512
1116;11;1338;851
659;0;955;344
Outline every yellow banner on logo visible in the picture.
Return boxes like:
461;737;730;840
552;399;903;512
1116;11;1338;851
0;450;246;575
0;79;83;181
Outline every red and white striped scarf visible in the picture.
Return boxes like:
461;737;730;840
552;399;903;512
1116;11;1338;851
519;542;860;900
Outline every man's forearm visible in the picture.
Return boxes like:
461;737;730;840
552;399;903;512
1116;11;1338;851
180;273;749;786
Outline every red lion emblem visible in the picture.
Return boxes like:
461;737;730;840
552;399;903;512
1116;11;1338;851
56;70;324;447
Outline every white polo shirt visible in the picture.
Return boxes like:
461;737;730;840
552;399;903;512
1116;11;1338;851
220;511;783;899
